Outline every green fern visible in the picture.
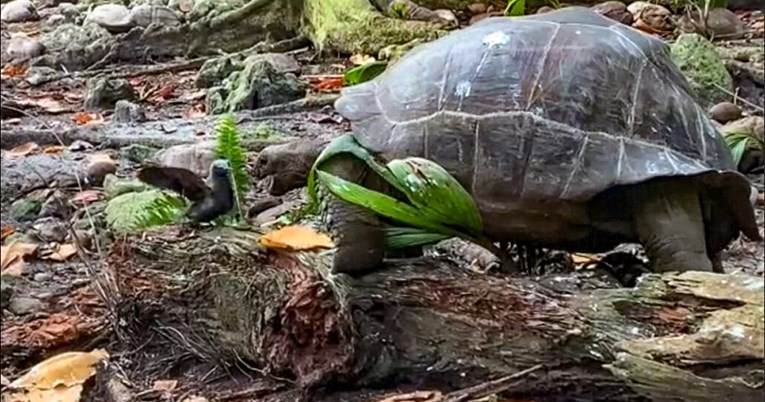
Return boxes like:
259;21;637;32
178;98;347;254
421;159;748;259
134;193;188;229
214;114;250;218
105;190;187;234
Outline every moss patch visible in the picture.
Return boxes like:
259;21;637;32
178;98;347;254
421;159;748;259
303;0;447;55
670;33;733;108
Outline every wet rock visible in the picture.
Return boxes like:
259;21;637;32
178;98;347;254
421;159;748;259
129;4;181;28
104;175;148;200
87;155;118;187
85;4;134;33
84;77;136;110
628;1;673;34
8;296;45;316
590;1;633;25
9;198;42;222
32;217;68;243
154;141;216;179
709;101;743;124
536;6;554;14
33;272;52;282
677;8;747;40
24;66;58;86
207;56;307;114
113;100;147;123
39;190;71;219
5;33;45;63
670;34;733;108
1;0;39;23
69;140;94;152
119;144;157;164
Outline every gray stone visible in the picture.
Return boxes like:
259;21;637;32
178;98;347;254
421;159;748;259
1;0;38;23
5;33;45;63
39;190;71;219
84;4;134;33
32;217;69;243
8;296;45;316
25;66;58;86
120;144;157;163
84;77;136;110
113;100;147;123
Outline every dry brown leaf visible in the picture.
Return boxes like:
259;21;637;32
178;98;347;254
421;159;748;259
182;397;209;402
5;349;109;402
259;225;334;251
42;145;66;154
1;226;16;241
1;374;9;386
183;103;206;119
350;53;376;65
307;75;344;92
154;84;177;100
152;379;178;393
376;390;443;402
72;112;104;126
757;192;764;207
70;190;101;205
1;64;27;77
33;97;68;114
42;244;78;262
1;241;38;276
7;142;40;157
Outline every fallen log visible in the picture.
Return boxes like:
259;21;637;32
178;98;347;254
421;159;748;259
106;226;764;401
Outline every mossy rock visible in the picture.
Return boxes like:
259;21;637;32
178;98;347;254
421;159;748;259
119;144;159;164
206;59;306;114
670;33;733;108
9;198;42;222
104;174;149;200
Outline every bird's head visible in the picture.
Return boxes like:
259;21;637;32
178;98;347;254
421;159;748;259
209;159;232;178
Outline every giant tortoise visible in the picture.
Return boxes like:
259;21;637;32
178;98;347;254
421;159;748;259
266;7;762;276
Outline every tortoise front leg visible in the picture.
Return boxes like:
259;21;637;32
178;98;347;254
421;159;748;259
317;154;388;276
630;179;713;273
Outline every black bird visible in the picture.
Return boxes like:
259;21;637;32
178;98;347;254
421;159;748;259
137;159;235;223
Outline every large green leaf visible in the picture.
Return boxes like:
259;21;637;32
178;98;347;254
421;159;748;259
384;227;451;249
343;61;388;86
505;0;526;16
387;158;483;236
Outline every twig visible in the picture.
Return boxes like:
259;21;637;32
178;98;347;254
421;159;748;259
443;364;544;402
712;83;765;113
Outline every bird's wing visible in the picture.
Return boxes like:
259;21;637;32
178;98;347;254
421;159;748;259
137;166;210;202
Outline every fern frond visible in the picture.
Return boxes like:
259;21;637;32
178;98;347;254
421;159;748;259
105;190;187;234
214;114;250;203
134;193;187;230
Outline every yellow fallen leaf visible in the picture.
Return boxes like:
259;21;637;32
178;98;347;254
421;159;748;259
1;225;16;241
42;244;78;262
4;384;83;402
1;241;38;276
42;145;66;154
376;390;443;402
259;225;334;251
7;142;40;157
9;349;109;390
571;253;601;265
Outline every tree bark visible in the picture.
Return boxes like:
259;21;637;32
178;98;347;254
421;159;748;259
106;226;765;401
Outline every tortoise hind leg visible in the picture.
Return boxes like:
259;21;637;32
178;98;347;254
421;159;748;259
630;178;713;273
318;154;388;276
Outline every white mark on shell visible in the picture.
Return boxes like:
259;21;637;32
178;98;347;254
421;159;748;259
727;324;745;341
482;31;510;47
455;80;471;98
575;30;581;35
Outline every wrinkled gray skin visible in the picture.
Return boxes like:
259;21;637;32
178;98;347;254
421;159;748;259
310;8;762;276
